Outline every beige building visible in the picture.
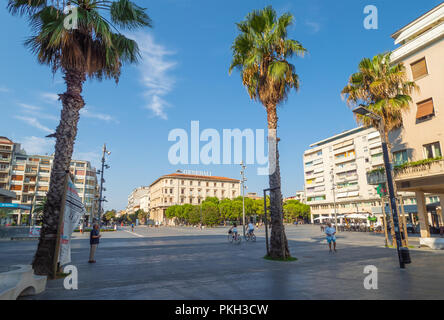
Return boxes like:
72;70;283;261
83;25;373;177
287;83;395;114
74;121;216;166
149;172;240;224
126;186;150;215
388;3;444;238
0;136;99;225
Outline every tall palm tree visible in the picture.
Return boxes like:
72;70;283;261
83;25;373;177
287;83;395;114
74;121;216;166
8;0;151;276
341;52;418;246
229;6;306;259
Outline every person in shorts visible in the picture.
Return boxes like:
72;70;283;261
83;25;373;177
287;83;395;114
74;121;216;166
325;222;337;253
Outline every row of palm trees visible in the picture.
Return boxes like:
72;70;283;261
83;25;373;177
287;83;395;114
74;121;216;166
8;1;417;276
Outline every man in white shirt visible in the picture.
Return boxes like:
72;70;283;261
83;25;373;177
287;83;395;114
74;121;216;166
325;222;337;252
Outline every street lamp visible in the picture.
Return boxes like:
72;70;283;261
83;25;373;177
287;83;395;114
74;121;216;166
330;168;339;232
96;143;111;224
352;105;410;268
240;161;247;237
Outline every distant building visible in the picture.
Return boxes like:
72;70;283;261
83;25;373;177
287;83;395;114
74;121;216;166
126;186;150;215
245;192;262;200
149;173;240;224
285;191;306;203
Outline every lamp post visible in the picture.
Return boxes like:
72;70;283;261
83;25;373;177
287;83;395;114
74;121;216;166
97;143;111;224
330;169;339;232
353;105;409;268
240;161;247;238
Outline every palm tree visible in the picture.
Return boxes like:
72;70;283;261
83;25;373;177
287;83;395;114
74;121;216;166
8;0;151;276
341;52;418;246
229;6;306;259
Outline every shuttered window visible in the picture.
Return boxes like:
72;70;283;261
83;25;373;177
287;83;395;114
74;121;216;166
411;58;428;80
416;98;434;120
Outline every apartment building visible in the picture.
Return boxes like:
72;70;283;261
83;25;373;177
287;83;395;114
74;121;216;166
387;2;444;238
303;126;412;223
0;137;99;225
149;172;240;224
126;186;150;215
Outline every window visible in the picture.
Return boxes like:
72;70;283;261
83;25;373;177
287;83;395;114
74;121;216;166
393;150;408;165
423;142;441;159
410;58;428;80
416;98;434;120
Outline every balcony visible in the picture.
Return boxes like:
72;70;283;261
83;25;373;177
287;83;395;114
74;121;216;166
0;177;9;183
0;156;11;163
395;158;444;182
334;154;356;164
335;163;357;174
367;158;444;188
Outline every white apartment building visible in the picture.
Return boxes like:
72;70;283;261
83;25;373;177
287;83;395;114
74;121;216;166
304;127;400;223
126;186;150;215
0;136;99;225
149;172;240;224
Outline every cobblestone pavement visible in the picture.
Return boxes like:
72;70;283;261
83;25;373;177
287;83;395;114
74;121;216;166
1;225;443;299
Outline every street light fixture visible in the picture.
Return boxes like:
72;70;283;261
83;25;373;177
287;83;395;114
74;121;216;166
97;143;111;224
352;105;410;268
240;161;247;238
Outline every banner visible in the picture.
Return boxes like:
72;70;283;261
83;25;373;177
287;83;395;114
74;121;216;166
59;177;85;266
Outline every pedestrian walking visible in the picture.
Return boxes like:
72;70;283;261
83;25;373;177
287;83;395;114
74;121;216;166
89;223;101;263
79;221;84;234
325;222;337;253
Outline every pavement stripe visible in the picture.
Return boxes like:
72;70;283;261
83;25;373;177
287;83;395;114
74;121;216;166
123;230;144;238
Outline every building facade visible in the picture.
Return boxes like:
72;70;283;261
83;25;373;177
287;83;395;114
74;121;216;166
126;186;150;215
149;173;240;224
0;137;99;225
388;2;444;237
303;127;420;224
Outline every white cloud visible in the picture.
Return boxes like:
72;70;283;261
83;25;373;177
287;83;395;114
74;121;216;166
41;92;60;104
15;116;54;134
80;107;119;123
0;86;10;93
21;136;54;155
19;103;41;111
306;21;321;33
128;32;177;120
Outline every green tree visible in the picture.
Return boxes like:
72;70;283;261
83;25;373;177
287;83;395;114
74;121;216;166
103;209;116;224
8;0;152;276
202;202;220;226
341;52;417;247
135;209;148;224
229;6;306;259
342;52;418;143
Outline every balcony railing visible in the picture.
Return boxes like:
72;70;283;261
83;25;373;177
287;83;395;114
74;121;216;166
366;157;444;185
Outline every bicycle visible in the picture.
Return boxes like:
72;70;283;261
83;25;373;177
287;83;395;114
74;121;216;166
228;232;242;244
245;231;256;242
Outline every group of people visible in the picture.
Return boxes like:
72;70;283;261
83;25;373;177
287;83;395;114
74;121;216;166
228;220;256;240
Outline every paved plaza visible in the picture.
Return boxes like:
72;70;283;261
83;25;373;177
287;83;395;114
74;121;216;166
1;225;443;299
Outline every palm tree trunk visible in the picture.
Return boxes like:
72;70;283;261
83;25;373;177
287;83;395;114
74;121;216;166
32;68;85;277
266;105;290;259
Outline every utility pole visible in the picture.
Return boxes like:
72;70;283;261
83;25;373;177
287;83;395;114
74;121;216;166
330;169;339;232
97;143;111;224
240;161;247;238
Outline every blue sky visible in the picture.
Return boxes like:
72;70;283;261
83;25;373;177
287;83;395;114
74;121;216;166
0;0;441;211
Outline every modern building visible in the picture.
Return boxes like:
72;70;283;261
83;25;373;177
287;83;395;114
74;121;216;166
303;126;421;224
149;172;240;224
387;2;444;238
126;186;150;215
0;136;99;225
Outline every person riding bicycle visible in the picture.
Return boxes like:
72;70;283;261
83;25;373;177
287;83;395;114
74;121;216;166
228;223;238;240
247;221;255;236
